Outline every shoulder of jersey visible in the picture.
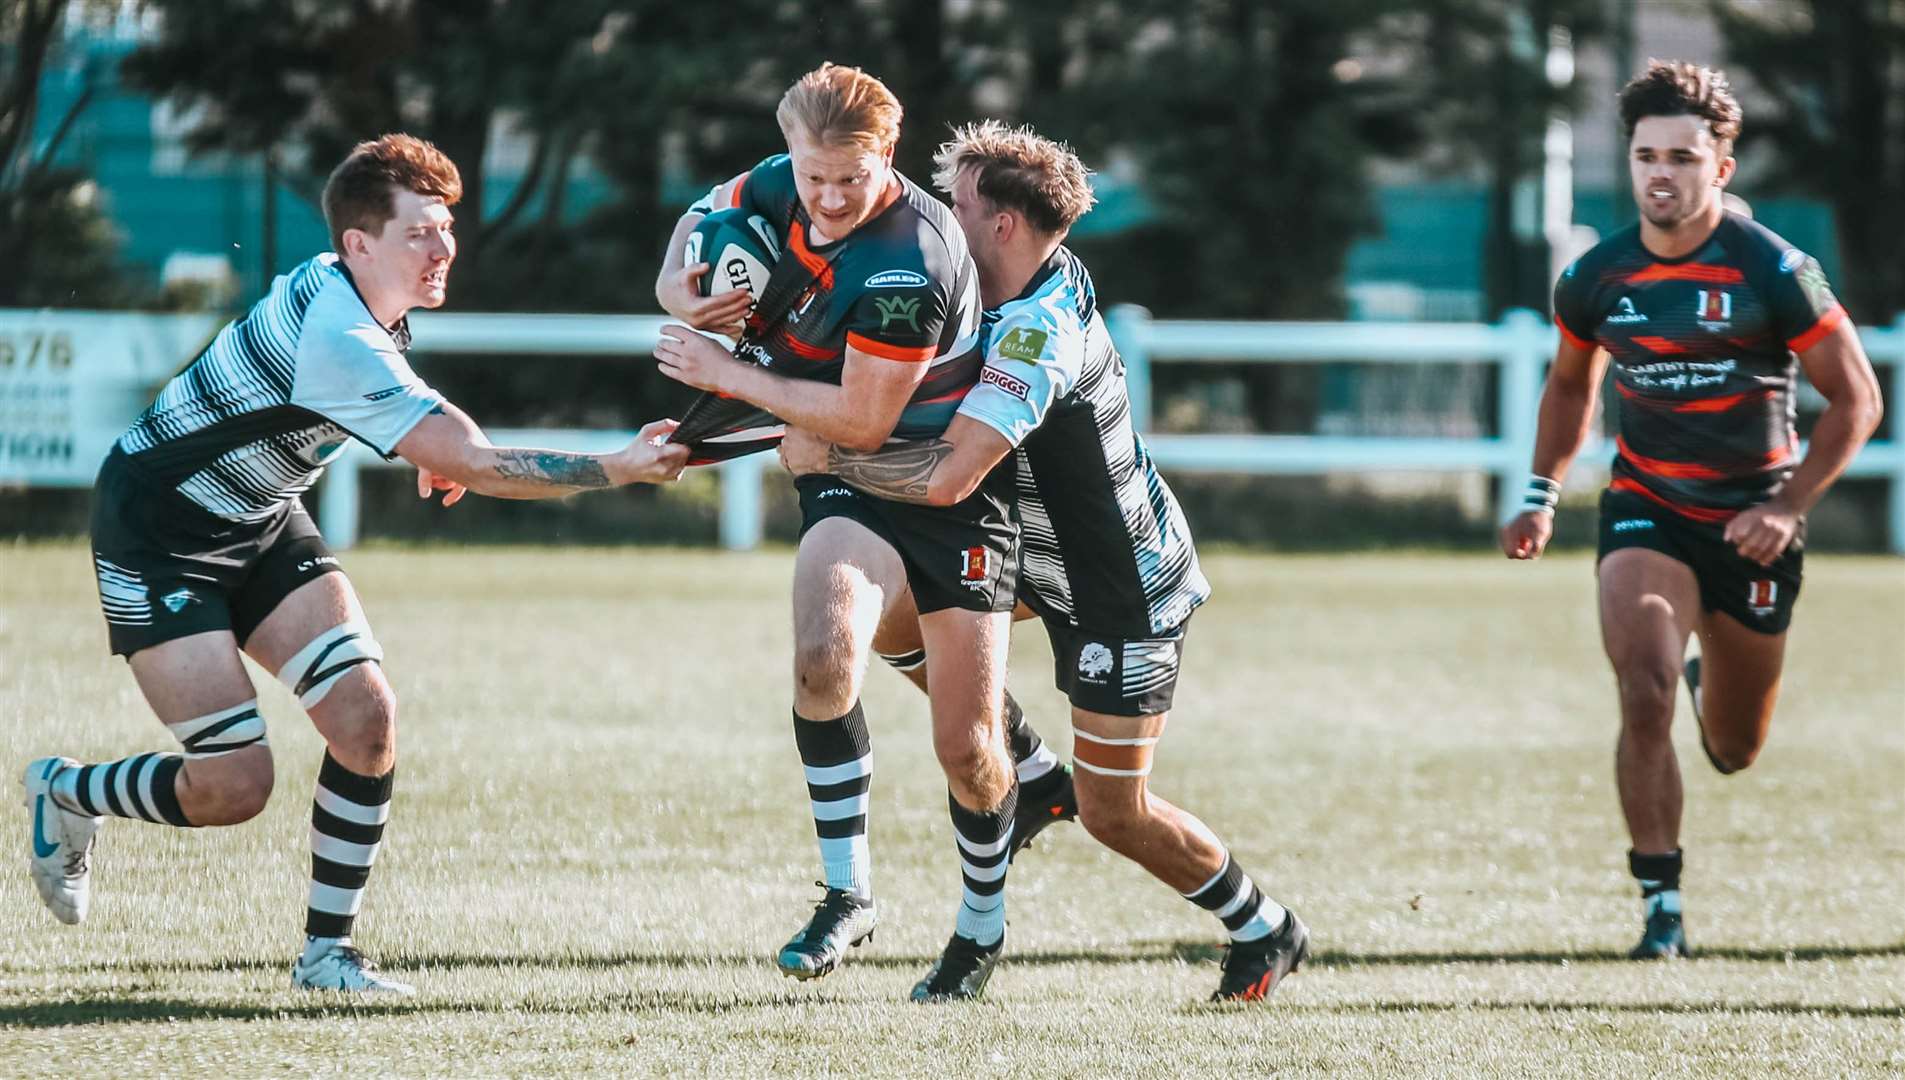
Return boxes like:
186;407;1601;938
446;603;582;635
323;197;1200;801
1561;223;1640;284
837;184;948;292
1720;212;1807;276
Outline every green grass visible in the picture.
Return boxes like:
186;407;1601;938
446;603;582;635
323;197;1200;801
2;543;1902;1077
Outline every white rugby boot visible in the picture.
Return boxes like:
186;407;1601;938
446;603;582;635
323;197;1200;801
22;756;102;925
292;940;416;996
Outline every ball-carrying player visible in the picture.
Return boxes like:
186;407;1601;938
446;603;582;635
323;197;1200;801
652;65;1073;991
1499;62;1882;958
780;121;1309;1002
22;134;688;994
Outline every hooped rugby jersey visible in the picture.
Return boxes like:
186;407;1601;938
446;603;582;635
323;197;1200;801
958;248;1209;636
675;155;982;460
1553;212;1845;523
115;254;443;523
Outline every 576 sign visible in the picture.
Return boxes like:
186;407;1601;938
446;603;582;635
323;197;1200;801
0;330;77;372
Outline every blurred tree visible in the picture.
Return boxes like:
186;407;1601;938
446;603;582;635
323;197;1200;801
1008;0;1408;321
0;0;142;306
120;0;628;309
1387;0;1607;319
1713;0;1905;325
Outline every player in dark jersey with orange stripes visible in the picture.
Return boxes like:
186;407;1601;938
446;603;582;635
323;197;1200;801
651;64;1039;991
1500;62;1882;959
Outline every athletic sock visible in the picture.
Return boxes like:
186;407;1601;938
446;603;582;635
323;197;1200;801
1002;691;1062;793
950;784;1016;947
49;753;191;826
1630;848;1683;916
794;703;874;899
1184;853;1287;943
305;753;393;941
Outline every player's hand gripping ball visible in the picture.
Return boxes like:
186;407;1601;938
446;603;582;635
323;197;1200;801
683;208;780;306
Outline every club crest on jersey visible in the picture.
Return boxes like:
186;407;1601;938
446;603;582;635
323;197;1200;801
788;285;820;326
1605;296;1647;325
959;546;991;589
160;587;200;614
1077;642;1113;683
1696;289;1732;329
1748;578;1778;617
874;296;921;332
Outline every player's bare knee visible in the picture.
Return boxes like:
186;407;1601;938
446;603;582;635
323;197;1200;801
793;637;859;714
181;747;275;825
314;669;398;775
932;729;992;783
1614;663;1679;733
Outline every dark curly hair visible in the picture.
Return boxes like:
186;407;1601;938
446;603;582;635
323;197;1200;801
1619;60;1742;154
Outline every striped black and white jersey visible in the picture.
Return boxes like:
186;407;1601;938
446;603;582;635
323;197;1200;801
116;254;443;523
957;248;1209;636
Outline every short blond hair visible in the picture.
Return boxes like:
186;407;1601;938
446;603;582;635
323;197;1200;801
776;63;903;153
932;120;1095;236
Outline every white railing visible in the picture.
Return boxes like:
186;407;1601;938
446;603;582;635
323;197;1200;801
308;307;1905;552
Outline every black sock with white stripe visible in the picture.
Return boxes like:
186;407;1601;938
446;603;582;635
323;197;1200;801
794;704;874;899
950;784;1017;947
305;752;393;949
1184;853;1286;943
1002;692;1063;796
49;752;191;826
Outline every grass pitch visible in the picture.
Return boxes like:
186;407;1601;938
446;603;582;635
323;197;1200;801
1;542;1901;1078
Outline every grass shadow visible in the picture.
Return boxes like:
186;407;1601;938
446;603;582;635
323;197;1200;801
1279;999;1905;1021
11;939;1903;980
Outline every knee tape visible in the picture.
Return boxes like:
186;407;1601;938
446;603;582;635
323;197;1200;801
278;618;384;709
167;699;268;758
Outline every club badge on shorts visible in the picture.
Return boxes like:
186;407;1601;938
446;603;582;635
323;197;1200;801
960;546;991;591
1748;578;1778;617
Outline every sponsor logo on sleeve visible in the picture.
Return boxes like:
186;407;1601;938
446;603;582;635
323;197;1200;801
363;385;408;402
874;296;921;332
979;365;1031;400
866;269;929;289
1611;518;1654;533
994;327;1049;363
1779;249;1805;273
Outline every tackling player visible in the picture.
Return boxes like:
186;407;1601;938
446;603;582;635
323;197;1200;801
652;64;1064;991
780;121;1308;1002
21;134;688;994
1499;62;1882;958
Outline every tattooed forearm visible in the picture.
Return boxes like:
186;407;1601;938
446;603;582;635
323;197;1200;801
825;439;954;503
491;450;612;489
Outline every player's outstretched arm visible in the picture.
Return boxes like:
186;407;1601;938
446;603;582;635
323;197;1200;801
397;401;688;501
655;211;752;334
1501;337;1609;560
1724;318;1883;565
778;416;1012;506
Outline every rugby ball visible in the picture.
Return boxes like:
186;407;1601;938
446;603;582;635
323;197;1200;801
684;208;780;304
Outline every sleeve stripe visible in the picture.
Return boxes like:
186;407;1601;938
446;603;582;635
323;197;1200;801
1786;302;1846;354
726;174;748;209
1555;317;1592;351
846;332;935;362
